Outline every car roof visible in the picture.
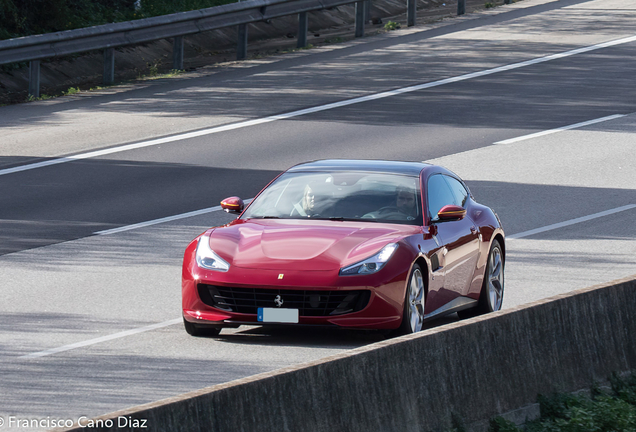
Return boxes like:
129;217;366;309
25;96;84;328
287;159;431;176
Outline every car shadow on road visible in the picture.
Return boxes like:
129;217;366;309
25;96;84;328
213;314;460;348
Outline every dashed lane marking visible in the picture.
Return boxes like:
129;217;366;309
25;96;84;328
2;34;635;177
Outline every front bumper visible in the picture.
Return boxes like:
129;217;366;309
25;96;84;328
182;234;415;330
182;258;407;330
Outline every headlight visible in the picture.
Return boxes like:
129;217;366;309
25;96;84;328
195;235;230;272
339;243;398;276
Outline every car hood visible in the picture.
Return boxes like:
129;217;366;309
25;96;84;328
207;219;419;271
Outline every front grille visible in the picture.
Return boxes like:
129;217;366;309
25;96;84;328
198;284;370;317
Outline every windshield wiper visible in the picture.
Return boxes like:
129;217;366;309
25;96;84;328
313;217;377;222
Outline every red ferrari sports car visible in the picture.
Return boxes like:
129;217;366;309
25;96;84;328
182;160;505;336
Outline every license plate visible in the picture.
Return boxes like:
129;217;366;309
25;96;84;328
257;308;299;323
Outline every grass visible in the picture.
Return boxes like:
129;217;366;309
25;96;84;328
63;86;80;95
136;67;185;80
25;85;80;102
488;372;636;432
384;21;401;30
20;67;187;104
25;93;53;102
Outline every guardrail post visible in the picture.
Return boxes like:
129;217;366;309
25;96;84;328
28;60;40;99
237;24;248;60
297;12;308;48
457;0;465;15
173;36;184;70
355;1;365;37
407;0;416;26
103;48;115;85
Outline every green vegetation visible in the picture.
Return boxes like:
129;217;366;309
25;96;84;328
485;2;496;8
21;68;187;104
488;372;636;432
384;20;401;31
26;93;53;102
137;68;184;80
63;86;80;95
25;86;79;103
133;0;235;18
146;59;160;77
0;0;237;40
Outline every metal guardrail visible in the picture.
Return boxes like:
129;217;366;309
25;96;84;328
1;0;359;64
0;0;393;97
0;0;510;98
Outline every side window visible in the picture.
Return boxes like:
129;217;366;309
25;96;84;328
444;176;469;208
427;174;457;220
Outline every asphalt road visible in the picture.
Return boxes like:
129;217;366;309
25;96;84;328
0;0;635;429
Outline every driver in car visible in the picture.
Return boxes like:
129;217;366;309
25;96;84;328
291;184;317;217
363;186;417;220
396;187;417;219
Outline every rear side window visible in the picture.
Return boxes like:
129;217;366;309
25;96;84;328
444;176;469;208
427;174;456;221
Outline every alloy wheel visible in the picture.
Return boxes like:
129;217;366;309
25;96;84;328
487;246;504;311
408;268;425;332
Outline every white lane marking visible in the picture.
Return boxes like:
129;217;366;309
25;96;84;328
2;34;636;178
508;204;636;239
495;114;626;144
21;204;636;359
95;205;222;235
101;113;628;236
94;199;253;235
19;318;182;359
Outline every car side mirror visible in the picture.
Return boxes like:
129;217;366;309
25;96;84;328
220;196;244;215
437;204;466;221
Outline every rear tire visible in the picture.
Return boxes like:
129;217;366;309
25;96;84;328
183;318;222;337
458;239;504;319
396;264;426;335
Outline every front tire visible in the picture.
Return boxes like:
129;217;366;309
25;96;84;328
183;318;222;337
458;239;504;318
397;264;426;335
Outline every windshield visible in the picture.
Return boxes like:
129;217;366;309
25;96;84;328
242;171;422;225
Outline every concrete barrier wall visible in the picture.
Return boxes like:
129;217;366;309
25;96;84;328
58;275;636;432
